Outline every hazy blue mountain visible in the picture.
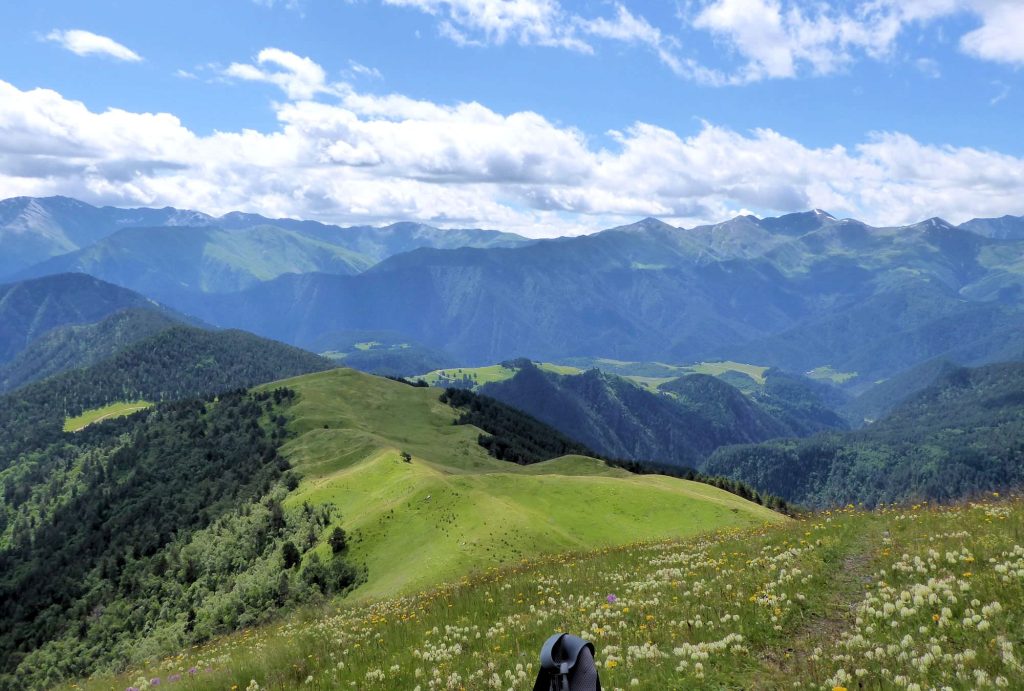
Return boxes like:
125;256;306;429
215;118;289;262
1;196;530;280
17;225;375;302
959;215;1024;240
0;273;175;364
184;212;1024;387
313;330;457;377
0;196;214;278
215;215;530;262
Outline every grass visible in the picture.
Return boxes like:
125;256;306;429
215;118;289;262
353;341;382;351
74;494;1024;690
268;369;780;599
688;360;770;385
415;362;582;389
62;400;153;432
806;365;859;384
416;359;771;393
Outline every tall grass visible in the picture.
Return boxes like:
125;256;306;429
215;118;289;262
70;494;1023;690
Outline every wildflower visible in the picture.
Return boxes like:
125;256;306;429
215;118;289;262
607;594;617;604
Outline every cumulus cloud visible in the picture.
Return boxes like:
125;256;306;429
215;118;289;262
959;0;1024;64
44;29;143;62
2;63;1023;237
224;48;333;99
685;0;1024;82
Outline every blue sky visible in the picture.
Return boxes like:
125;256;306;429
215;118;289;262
0;0;1022;236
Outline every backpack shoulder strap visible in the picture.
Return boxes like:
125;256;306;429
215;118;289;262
539;633;567;671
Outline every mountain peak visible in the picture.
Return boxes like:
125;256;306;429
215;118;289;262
608;217;677;234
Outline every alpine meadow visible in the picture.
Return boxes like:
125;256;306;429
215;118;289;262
3;2;1024;690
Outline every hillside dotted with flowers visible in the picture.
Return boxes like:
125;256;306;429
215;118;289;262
66;494;1024;690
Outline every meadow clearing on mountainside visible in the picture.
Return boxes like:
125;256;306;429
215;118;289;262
71;495;1024;690
62;400;153;432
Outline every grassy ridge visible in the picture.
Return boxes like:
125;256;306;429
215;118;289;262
72;495;1024;690
263;369;781;598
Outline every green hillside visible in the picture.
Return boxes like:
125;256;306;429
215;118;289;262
266;369;783;598
0;365;780;688
69;495;1024;691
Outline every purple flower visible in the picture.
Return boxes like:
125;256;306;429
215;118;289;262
126;687;140;691
188;667;198;676
169;674;181;683
150;679;161;687
606;594;617;604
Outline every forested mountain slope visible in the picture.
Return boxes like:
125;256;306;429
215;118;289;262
477;364;845;468
704;362;1024;507
0;307;182;393
0;273;173;364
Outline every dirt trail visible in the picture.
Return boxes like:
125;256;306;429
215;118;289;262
755;527;883;688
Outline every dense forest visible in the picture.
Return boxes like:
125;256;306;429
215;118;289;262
0;325;332;467
440;387;591;464
475;364;846;469
704;362;1024;507
0;388;360;690
0;307;182;394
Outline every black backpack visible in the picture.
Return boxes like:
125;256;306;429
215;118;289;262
532;633;602;691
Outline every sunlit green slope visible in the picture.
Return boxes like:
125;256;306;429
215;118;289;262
265;368;784;598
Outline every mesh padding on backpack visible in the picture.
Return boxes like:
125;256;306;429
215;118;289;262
568;647;599;691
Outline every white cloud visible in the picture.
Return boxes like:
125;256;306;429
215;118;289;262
959;0;1024;64
686;0;1024;83
347;60;384;80
44;29;143;62
2;63;1024;237
224;48;333;99
384;0;592;51
579;3;683;74
383;0;1024;84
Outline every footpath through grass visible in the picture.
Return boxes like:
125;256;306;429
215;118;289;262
62;400;153;432
72;495;1024;690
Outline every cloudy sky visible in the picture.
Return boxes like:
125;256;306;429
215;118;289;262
1;0;1022;236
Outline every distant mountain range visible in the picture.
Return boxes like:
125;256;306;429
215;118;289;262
184;210;1024;387
0;196;529;282
4;196;1024;391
